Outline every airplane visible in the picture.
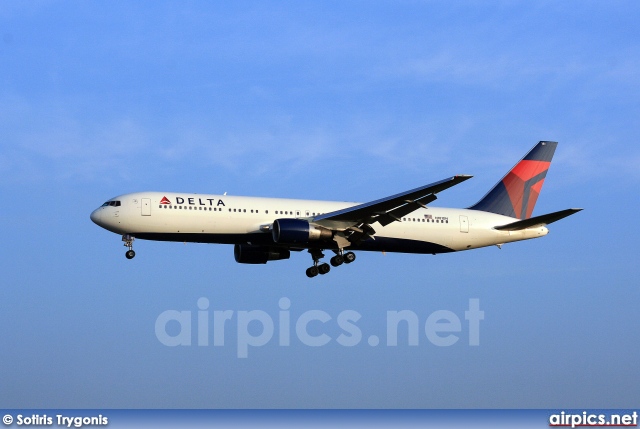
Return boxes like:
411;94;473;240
90;141;581;278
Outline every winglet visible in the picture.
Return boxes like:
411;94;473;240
494;208;582;231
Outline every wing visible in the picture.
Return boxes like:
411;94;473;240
313;175;472;245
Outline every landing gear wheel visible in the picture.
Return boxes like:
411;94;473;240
318;263;331;275
330;255;344;267
344;251;356;264
122;234;135;259
306;266;319;278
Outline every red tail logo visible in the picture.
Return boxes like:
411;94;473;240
503;160;550;219
160;196;171;205
468;141;558;219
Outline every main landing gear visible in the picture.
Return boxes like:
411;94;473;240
123;234;136;259
305;248;356;278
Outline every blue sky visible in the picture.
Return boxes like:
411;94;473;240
1;1;639;408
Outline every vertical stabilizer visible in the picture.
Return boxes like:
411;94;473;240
468;141;557;219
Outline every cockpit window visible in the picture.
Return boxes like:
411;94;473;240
101;201;121;207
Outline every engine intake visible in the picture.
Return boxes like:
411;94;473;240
272;218;333;244
234;244;290;264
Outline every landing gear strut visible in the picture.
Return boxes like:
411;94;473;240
306;248;356;278
123;234;135;259
306;249;330;278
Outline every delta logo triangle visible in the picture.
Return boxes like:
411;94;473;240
160;196;171;205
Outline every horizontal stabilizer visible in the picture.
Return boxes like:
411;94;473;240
494;208;583;231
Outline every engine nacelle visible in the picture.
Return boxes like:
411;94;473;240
271;218;333;244
234;244;290;264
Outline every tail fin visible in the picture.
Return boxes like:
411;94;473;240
468;141;557;219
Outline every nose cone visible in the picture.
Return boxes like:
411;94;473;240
90;208;102;225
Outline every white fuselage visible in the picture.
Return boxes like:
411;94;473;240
90;192;548;254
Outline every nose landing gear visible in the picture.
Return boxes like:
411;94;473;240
123;234;136;259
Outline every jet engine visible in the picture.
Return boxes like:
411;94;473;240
234;244;291;264
271;218;333;244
